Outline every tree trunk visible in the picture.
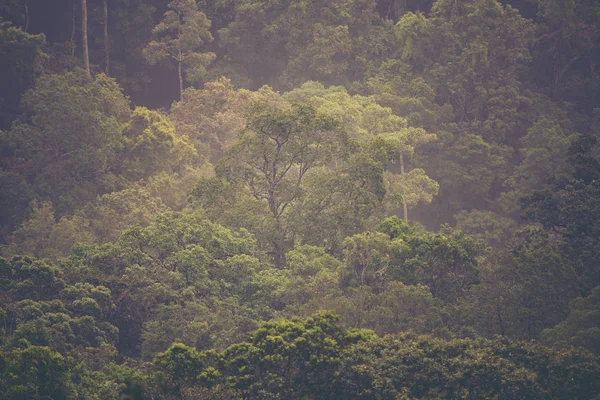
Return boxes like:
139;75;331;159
496;303;505;336
81;0;90;75
272;238;286;269
24;0;29;32
269;196;287;268
103;0;109;75
176;14;183;100
400;152;408;222
71;0;76;56
178;58;183;101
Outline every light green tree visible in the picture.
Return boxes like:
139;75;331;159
285;81;438;221
119;107;197;180
220;103;343;267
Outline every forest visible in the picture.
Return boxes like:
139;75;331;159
0;0;600;398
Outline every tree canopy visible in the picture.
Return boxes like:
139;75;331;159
1;0;600;397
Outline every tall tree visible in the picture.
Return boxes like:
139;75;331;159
284;81;438;223
219;103;343;267
81;0;89;75
143;0;215;100
103;0;109;75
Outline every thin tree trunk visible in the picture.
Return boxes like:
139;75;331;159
81;0;90;75
496;303;505;336
71;0;76;56
24;0;29;32
104;0;109;75
177;27;183;100
400;152;408;222
269;196;286;268
178;57;183;101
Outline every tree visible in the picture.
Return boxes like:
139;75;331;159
543;285;600;356
410;0;535;142
103;0;109;75
370;0;540;226
65;210;258;357
415;132;513;226
285;162;388;254
380;216;482;303
341;231;405;288
7;69;130;214
220;103;343;267
119;106;197;180
285;81;438;222
0;21;45;130
213;312;374;398
454;209;517;247
0;344;74;400
499;117;575;216
169;77;287;161
1;201;95;260
143;0;215;100
153;342;217;396
81;0;89;74
102;0;158;105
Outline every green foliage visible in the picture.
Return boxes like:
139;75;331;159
2;255;65;301
154;342;217;395
143;0;215;97
215;311;374;398
419;132;513;219
499;117;575;215
0;169;33;241
7;69;130;214
76;186;169;243
0;21;45;130
1;0;600;394
522;179;600;294
285;81;439;222
461;227;579;340
0;343;73;400
379;217;482;303
455;209;517;247
218;0;386;88
219;102;344;266
422;0;535;141
149;312;600;399
169;77;287;161
341;231;405;288
543;286;600;356
120;106;197;180
2;201;95;260
62;210;261;357
533;0;600;110
337;333;600;399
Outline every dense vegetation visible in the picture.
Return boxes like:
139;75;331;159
1;0;600;398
